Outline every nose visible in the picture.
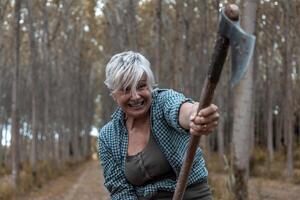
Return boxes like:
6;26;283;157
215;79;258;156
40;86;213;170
130;91;140;99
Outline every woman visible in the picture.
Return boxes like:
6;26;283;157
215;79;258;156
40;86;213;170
98;51;219;200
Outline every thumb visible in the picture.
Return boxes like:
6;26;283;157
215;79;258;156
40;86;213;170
190;112;196;121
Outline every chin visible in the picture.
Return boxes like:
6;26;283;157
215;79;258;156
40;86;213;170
126;107;149;118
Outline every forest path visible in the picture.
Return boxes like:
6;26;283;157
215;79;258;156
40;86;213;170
248;176;299;200
22;160;300;200
24;160;110;200
210;173;300;200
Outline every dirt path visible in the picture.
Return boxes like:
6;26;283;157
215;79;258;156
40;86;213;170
24;160;110;200
23;161;300;200
248;177;299;200
210;173;300;200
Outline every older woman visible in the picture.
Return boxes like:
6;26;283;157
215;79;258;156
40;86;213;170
98;51;219;200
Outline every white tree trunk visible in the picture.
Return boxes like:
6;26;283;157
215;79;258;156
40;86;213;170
232;1;257;200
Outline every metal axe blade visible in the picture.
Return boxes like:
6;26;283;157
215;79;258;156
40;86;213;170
219;8;256;87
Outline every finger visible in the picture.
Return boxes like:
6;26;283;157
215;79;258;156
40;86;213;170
205;121;218;129
190;121;216;132
204;112;219;124
189;122;203;132
190;112;196;121
193;112;219;125
193;121;218;132
198;104;218;117
190;126;214;136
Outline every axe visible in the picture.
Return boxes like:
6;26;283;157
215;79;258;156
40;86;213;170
172;4;255;200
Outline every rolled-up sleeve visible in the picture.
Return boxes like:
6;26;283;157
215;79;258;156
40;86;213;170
160;90;193;134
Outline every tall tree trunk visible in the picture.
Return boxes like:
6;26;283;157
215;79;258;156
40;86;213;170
232;1;257;200
42;0;54;161
266;57;274;164
154;0;162;83
127;0;138;50
101;0;128;123
42;0;57;164
71;50;81;162
217;95;225;164
275;108;283;150
298;116;300;145
171;0;185;91
199;0;214;154
11;0;22;193
282;0;293;179
26;0;39;181
83;68;93;158
0;0;9;22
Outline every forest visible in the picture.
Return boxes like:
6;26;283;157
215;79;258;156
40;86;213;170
0;0;299;199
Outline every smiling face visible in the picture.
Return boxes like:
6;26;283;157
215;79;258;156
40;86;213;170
112;76;152;119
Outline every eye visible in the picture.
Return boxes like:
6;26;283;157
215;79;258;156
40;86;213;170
122;86;131;94
125;87;131;92
137;83;147;90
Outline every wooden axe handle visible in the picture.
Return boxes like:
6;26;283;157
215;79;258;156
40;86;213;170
172;4;239;200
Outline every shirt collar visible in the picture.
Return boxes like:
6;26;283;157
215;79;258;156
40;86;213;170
111;107;124;121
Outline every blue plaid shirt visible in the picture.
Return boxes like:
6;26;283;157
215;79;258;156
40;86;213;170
98;89;208;199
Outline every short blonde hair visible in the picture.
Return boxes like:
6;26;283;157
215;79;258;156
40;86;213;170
104;51;156;94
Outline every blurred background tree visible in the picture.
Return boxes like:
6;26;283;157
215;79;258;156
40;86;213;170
0;0;299;199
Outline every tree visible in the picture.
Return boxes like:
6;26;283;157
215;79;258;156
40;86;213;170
25;0;39;181
232;0;258;199
154;0;162;83
11;0;22;193
282;0;294;179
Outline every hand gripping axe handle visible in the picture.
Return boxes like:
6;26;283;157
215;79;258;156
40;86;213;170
172;4;255;200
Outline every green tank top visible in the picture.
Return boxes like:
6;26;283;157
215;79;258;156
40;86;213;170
125;133;175;186
125;134;212;200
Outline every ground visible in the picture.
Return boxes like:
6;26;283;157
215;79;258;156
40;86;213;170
22;160;300;200
23;160;110;200
210;173;300;200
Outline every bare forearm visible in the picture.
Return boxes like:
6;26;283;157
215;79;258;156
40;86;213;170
179;102;199;130
179;102;219;136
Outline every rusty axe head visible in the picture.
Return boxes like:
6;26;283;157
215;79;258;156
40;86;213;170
219;5;256;87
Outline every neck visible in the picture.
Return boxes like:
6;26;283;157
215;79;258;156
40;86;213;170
125;113;150;131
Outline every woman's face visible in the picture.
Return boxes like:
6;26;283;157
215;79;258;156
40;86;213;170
112;76;152;119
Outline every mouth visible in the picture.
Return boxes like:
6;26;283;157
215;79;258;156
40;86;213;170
128;100;145;109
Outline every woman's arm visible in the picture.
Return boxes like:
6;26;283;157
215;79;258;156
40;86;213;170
179;102;219;136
